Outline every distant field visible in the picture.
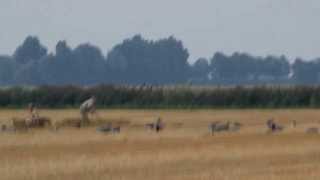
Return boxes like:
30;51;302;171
0;109;319;180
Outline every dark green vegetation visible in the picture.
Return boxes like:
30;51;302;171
0;35;319;86
2;85;320;108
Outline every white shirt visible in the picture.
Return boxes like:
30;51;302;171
80;98;96;113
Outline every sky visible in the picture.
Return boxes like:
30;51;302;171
1;0;320;62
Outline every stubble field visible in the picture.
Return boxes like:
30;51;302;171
0;109;319;180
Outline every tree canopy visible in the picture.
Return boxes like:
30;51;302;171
0;35;318;86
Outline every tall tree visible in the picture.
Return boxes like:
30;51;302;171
13;36;47;64
260;55;290;80
72;43;107;85
189;58;210;83
40;41;75;84
107;35;189;84
0;56;16;85
292;58;319;84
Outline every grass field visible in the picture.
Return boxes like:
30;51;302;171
0;109;319;180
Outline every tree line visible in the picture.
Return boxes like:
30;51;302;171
0;35;319;86
1;85;320;108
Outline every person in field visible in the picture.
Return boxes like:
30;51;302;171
28;102;39;119
80;96;96;124
25;102;52;128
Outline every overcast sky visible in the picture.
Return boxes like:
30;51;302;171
1;0;320;62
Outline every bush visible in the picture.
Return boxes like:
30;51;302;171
0;85;319;109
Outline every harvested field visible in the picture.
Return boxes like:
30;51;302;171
0;109;319;180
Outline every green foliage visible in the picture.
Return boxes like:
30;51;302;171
106;35;190;84
13;36;47;64
0;35;320;86
0;85;319;109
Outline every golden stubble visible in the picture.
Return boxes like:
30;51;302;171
0;109;319;180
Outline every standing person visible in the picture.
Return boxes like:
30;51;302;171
26;102;40;127
28;103;39;119
79;96;96;125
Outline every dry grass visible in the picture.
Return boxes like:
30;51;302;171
0;109;320;180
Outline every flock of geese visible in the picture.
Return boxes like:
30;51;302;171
96;117;320;135
210;118;320;135
1;116;319;135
